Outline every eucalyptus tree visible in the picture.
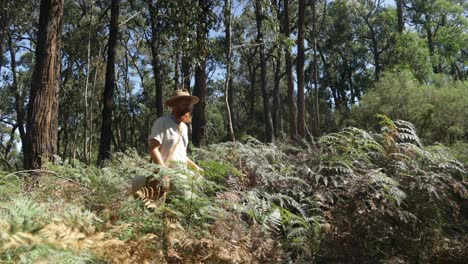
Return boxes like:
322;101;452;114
254;0;275;143
192;0;215;147
404;0;467;77
296;0;306;138
98;0;119;165
396;0;404;32
318;0;370;109
357;0;396;80
224;0;235;141
23;0;64;169
0;0;38;166
282;0;297;139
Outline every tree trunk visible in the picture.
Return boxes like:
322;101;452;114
192;0;209;147
255;0;274;143
311;0;320;137
146;0;163;118
24;0;63;169
182;55;191;90
224;0;235;142
0;0;7;73
284;0;297;139
174;51;179;90
8;30;26;145
83;33;91;164
296;0;306;138
248;63;256;120
396;0;404;33
98;0;119;165
273;48;281;138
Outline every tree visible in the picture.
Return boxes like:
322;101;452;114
396;0;404;32
98;0;119;164
224;0;235;142
296;0;306;137
283;0;297;139
255;0;275;143
146;0;164;118
192;0;211;147
23;0;64;169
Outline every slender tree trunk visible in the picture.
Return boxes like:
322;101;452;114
348;66;354;104
90;45;101;162
98;0;119;165
24;0;64;169
248;63;256;120
228;76;234;128
296;0;306;138
83;34;91;164
0;0;7;74
146;0;163;118
255;0;274;143
192;0;209;147
273;48;281;137
311;0;320;137
284;0;297;139
182;55;191;90
396;0;404;33
8;31;26;144
4;125;17;160
224;0;234;141
174;51;179;90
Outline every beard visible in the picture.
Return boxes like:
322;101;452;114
178;111;192;124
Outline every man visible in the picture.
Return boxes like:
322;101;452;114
139;89;203;193
132;89;203;195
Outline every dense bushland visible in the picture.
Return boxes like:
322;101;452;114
352;71;468;145
0;118;466;263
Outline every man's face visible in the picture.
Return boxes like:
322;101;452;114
172;98;194;123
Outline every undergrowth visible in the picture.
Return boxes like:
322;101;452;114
0;117;466;263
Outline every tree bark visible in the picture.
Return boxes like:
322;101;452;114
255;0;274;143
224;0;235;142
248;62;256;120
146;0;163;118
192;0;209;147
98;0;119;165
83;33;91;164
396;0;404;33
296;0;306;138
181;55;191;90
311;0;320;137
0;0;7;73
283;0;297;139
24;0;63;169
8;30;26;145
273;47;281;138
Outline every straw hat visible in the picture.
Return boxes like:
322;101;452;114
165;89;200;107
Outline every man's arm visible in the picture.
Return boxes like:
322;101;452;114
149;138;171;190
149;138;166;167
187;157;204;173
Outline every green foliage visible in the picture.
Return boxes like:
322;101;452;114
390;32;433;82
354;70;468;144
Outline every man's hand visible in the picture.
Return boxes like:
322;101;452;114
161;175;170;192
194;165;204;174
187;157;203;174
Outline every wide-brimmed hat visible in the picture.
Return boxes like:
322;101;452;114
165;89;200;107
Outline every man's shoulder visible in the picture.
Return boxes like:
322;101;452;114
154;115;172;124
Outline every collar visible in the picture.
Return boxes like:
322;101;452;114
169;114;180;124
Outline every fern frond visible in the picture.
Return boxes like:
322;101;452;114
136;187;163;209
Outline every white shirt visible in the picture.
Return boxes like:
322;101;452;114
149;115;189;168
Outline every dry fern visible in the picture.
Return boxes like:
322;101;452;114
136;187;165;209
